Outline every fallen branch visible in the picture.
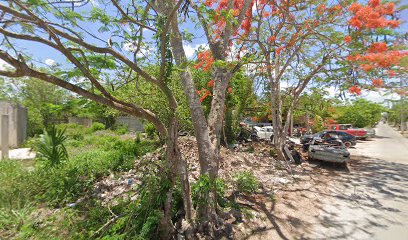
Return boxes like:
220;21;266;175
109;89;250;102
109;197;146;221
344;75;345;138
90;214;125;239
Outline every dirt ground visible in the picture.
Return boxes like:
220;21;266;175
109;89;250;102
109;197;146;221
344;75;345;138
91;123;408;239
237;123;408;240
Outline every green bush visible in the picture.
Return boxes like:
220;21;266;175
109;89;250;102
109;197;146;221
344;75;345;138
191;175;226;209
90;122;105;132
36;126;68;167
233;171;259;194
92;175;172;240
113;124;129;135
56;123;90;140
144;123;156;139
0;161;38;210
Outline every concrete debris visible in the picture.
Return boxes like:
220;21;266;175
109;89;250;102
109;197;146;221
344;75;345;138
91;136;305;206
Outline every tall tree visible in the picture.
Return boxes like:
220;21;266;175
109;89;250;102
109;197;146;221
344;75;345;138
0;0;192;236
154;0;254;227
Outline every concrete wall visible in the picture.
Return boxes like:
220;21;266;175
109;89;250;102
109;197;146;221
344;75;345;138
68;116;93;127
0;101;27;148
116;116;144;132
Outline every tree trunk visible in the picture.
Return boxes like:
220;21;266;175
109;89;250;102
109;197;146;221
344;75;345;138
167;15;223;225
160;117;194;238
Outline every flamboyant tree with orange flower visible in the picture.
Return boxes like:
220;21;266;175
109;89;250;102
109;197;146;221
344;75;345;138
232;0;354;156
232;0;406;157
345;0;407;95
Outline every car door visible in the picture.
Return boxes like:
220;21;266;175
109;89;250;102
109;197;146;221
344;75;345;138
257;128;267;139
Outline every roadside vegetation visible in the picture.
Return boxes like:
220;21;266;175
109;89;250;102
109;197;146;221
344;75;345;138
0;123;159;239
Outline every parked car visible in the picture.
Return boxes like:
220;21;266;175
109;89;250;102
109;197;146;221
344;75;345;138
308;138;350;163
364;128;376;138
301;130;357;148
326;124;368;139
253;126;274;141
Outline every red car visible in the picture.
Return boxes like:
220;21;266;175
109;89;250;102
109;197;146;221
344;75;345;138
326;124;367;140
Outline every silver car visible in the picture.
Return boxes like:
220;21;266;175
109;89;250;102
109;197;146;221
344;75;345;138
308;138;350;163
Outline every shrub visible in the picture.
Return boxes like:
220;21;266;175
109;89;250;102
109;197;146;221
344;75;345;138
192;175;226;209
90;122;105;132
269;148;278;158
93;175;172;240
0;161;38;210
233;171;259;194
144;123;156;139
113;124;129;135
36;126;68;167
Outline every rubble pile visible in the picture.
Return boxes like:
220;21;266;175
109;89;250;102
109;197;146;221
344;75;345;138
91;137;301;205
92;170;140;206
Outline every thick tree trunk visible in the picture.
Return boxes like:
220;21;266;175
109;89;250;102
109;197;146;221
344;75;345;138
167;15;221;225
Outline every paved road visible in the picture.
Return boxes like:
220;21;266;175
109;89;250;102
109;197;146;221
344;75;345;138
311;122;408;239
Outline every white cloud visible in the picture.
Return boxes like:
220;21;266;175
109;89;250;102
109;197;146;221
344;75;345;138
361;89;400;104
45;58;56;66
123;42;157;59
183;43;208;59
124;42;137;53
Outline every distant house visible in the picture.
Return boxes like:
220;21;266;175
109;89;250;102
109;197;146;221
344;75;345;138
0;101;28;148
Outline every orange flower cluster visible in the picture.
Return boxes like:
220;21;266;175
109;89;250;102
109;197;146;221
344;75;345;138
349;51;407;70
348;42;407;72
197;88;212;102
204;0;254;40
196;79;233;103
372;78;383;88
194;50;214;71
328;4;342;14
368;42;387;53
348;0;399;29
349;85;362;95
317;4;326;14
268;35;276;43
207;79;214;87
276;46;284;55
343;36;352;43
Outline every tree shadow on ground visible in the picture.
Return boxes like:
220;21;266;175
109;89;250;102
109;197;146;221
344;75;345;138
234;155;408;239
302;155;408;239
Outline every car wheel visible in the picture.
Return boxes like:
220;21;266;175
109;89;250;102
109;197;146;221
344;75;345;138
344;141;352;148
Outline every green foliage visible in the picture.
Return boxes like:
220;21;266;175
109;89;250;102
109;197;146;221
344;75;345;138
90;122;105;132
0;161;38;210
57;123;89;141
269;148;278;158
191;175;226;209
387;100;407;124
36;126;68;167
95;175;172;240
312;115;325;133
336;99;385;128
113;124;129;135
144;123;156;139
233;171;259;194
